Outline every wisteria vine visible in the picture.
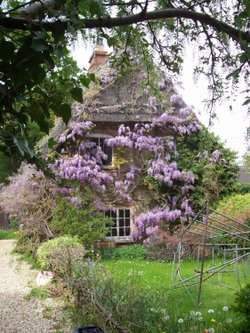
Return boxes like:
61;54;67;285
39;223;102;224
50;103;202;239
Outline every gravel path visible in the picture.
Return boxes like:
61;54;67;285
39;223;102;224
0;240;70;333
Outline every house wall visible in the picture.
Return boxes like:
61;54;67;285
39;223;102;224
89;125;161;245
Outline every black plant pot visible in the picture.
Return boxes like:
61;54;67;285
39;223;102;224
72;325;104;333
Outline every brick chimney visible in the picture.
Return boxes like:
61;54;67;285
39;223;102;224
88;42;109;73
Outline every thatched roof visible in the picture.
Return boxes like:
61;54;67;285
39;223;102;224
72;64;197;126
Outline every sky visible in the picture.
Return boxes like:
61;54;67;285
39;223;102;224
180;50;249;161
71;43;249;161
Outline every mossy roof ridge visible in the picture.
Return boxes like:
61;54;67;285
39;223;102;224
72;64;198;124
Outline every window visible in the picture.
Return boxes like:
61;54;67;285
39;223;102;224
88;134;113;166
105;209;131;238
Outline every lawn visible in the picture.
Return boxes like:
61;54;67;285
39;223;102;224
102;258;250;316
0;229;15;240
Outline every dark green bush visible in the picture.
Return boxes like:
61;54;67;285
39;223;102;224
97;244;147;260
51;190;110;250
231;284;250;333
9;218;19;230
234;182;250;195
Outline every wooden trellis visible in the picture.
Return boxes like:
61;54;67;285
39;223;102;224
171;204;250;306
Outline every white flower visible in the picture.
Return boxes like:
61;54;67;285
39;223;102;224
165;315;170;321
223;306;229;312
208;309;215;314
138;271;143;276
178;318;184;324
226;318;232;324
195;311;202;316
208;329;215;333
198;316;203;321
190;311;195;316
128;272;132;277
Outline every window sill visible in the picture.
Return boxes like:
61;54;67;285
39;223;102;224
105;237;134;243
102;164;116;170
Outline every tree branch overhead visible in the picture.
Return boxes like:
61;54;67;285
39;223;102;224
0;8;249;45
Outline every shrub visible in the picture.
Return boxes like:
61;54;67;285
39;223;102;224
234;182;250;195
37;236;86;278
214;193;250;224
9;217;20;230
51;192;111;250
0;163;58;254
145;234;197;261
231;284;250;333
97;244;147;260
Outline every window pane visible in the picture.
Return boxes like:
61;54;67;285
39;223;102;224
103;145;113;165
112;228;117;237
119;228;124;236
111;210;116;219
125;209;130;218
119;210;124;218
125;227;130;236
119;218;124;227
104;210;110;218
125;219;130;227
91;138;99;145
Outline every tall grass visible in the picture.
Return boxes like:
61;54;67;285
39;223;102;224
0;229;15;240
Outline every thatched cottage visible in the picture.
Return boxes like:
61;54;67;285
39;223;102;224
49;45;200;244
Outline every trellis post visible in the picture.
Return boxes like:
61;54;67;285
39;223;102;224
197;200;209;306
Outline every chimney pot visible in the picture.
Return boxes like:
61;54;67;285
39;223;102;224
88;43;108;73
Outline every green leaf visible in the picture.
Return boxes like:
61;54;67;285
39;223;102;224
81;76;91;88
226;69;240;79
0;40;15;61
89;1;102;16
43;50;55;68
71;87;83;102
31;38;49;52
14;68;32;87
48;138;57;149
88;73;96;82
239;53;249;63
32;66;46;84
27;105;50;133
50;93;63;107
54;0;67;5
56;103;71;124
55;46;64;59
52;21;66;42
242;98;250;106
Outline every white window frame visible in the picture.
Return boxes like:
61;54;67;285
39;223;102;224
105;208;131;240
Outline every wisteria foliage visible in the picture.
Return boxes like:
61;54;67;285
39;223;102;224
52;106;202;239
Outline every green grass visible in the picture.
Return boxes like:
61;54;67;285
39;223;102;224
102;258;249;316
28;287;51;299
0;229;15;240
14;250;42;269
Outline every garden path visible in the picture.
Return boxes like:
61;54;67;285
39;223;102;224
0;240;68;333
